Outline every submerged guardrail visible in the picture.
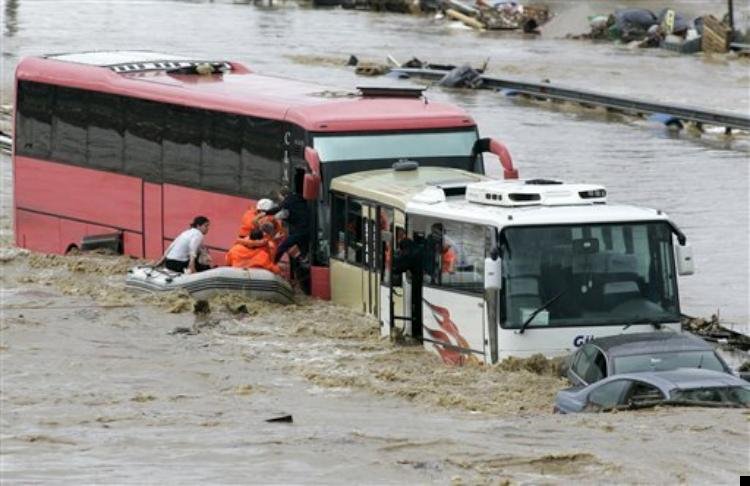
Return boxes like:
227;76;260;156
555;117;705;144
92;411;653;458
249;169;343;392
393;67;750;132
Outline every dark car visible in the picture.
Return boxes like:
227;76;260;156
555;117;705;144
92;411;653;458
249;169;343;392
555;368;750;414
566;332;731;386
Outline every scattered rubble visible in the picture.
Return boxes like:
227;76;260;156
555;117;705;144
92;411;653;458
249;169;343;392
682;314;750;352
568;7;749;56
312;0;551;32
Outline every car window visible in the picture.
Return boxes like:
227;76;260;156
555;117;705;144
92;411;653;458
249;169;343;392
625;381;665;405
573;344;596;381
671;386;750;407
582;348;607;384
569;349;585;379
587;379;632;410
613;351;726;374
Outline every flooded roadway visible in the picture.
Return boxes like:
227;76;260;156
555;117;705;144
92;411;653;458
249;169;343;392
1;248;748;483
1;0;749;482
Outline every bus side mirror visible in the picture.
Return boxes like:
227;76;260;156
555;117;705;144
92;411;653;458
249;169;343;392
303;147;322;201
303;173;320;200
676;244;694;276
473;137;518;180
484;256;502;290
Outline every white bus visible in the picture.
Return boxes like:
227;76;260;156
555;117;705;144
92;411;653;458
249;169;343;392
328;163;694;363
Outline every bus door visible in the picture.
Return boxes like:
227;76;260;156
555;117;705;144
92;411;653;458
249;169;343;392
377;207;397;337
412;216;490;364
383;211;413;339
361;203;380;318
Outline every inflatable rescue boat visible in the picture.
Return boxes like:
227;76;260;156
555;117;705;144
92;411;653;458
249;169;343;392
125;266;294;304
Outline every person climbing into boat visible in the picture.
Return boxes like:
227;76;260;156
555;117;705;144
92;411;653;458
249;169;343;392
264;186;311;264
237;198;275;237
225;229;281;274
156;216;211;274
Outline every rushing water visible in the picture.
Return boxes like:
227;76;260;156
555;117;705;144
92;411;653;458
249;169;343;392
1;0;749;482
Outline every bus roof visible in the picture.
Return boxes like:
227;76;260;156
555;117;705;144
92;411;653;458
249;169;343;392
16;51;476;132
331;166;488;210
332;166;671;227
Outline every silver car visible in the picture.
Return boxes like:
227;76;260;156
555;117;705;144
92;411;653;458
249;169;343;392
566;332;731;386
555;368;750;414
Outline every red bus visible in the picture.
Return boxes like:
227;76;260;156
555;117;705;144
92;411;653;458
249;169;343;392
13;51;516;298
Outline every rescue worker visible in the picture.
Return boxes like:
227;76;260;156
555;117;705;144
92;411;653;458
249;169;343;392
225;229;280;274
238;198;275;237
156;216;211;274
265;187;311;264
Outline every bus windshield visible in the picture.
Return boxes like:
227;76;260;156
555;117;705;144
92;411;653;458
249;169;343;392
313;129;478;162
500;222;680;329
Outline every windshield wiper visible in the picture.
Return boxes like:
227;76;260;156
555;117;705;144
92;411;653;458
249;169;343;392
517;288;567;335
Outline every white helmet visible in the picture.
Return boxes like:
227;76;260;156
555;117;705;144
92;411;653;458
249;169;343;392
256;198;274;211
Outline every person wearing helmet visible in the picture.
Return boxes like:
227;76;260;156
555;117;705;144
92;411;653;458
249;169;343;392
237;198;275;238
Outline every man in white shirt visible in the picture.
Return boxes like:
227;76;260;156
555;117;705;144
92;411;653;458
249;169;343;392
156;216;211;274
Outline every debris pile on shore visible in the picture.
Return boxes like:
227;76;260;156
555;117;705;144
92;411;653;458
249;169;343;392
568;8;749;56
312;0;551;32
682;314;750;351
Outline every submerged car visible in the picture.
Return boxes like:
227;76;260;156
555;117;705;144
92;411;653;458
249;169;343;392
555;368;750;414
566;332;731;386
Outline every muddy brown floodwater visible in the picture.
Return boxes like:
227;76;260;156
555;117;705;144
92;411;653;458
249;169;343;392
1;244;749;484
1;0;750;483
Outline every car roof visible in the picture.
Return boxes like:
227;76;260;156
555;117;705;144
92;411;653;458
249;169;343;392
589;332;713;357
609;368;746;391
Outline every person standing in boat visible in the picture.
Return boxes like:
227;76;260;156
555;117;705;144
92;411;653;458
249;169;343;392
156;216;211;274
263;187;311;265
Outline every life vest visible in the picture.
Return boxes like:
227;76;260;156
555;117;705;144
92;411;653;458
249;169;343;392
225;241;281;274
237;208;258;237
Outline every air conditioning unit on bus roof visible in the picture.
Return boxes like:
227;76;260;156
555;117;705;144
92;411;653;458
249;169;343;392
465;179;607;207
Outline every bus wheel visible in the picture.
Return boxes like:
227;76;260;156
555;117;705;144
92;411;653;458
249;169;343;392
65;244;80;255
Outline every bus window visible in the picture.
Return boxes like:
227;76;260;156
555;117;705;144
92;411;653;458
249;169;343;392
346;199;364;265
331;194;346;260
202;112;242;194
379;207;394;282
163;105;202;187
123;97;163;182
51;86;88;166
87;91;124;172
16;81;53;159
410;215;486;294
240;117;284;198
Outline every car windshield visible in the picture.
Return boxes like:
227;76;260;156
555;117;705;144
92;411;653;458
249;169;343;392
313;129;477;162
670;386;750;407
613;351;725;374
501;222;680;329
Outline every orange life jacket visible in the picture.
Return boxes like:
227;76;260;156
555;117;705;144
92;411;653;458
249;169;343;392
237;208;258;237
225;241;281;274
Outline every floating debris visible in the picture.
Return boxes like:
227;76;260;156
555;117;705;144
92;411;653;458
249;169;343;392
266;414;293;423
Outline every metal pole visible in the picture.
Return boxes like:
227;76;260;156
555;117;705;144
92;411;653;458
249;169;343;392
728;0;735;33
